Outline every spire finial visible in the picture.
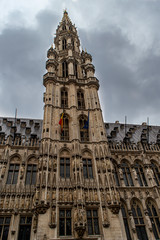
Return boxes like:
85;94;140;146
63;9;68;15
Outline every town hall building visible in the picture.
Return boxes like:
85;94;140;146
0;11;160;240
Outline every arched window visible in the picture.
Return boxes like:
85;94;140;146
83;158;93;178
25;164;37;185
151;162;160;186
121;162;134;186
79;115;89;142
134;162;148;186
62;25;66;30
131;200;148;240
61;114;69;141
62;61;68;78
62;38;67;50
7;163;20;184
146;199;160;239
74;62;78;78
61;88;68;108
77;90;85;109
121;202;132;240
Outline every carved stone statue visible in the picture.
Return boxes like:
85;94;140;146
51;208;56;225
132;168;138;180
20;166;25;179
94;190;98;201
119;168;123;180
129;215;136;232
33;215;38;233
1;164;6;178
145;213;152;230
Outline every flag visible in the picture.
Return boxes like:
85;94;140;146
59;113;64;132
83;111;89;129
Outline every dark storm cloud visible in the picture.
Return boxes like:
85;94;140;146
0;9;59;118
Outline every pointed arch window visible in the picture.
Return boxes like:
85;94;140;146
131;200;148;240
83;158;93;179
62;25;66;30
79;115;89;142
61;114;69;141
62;61;68;78
7;164;20;184
134;163;148;186
25;164;37;185
61;88;68;108
146;200;160;239
121;162;134;186
74;62;78;78
60;158;70;178
77;90;85;109
121;203;132;240
62;38;67;50
151;162;160;186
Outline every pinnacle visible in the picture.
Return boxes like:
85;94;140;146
61;9;72;24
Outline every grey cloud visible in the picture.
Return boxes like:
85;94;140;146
0;9;59;119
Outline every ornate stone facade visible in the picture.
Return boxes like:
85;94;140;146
0;10;160;240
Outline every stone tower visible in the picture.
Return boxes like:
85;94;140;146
35;10;122;240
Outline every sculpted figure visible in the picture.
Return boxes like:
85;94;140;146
74;208;78;223
20;166;25;179
52;190;56;201
145;214;152;229
129;215;135;231
94;190;98;201
1;164;6;178
132;168;138;180
51;208;56;224
119;168;123;180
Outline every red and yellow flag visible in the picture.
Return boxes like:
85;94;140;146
59;113;64;132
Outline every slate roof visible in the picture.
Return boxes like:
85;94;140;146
0;117;43;141
105;122;160;144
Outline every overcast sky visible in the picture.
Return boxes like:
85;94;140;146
0;0;160;125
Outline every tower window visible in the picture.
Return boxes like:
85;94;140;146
18;216;32;240
79;115;89;142
121;162;134;186
74;62;78;78
61;114;69;141
77;90;85;109
62;61;68;78
25;164;37;185
62;25;66;30
87;209;100;235
134;163;148;186
83;158;93;179
60;158;70;178
62;39;67;50
61;88;68;108
7;164;19;184
59;209;72;236
0;216;11;240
